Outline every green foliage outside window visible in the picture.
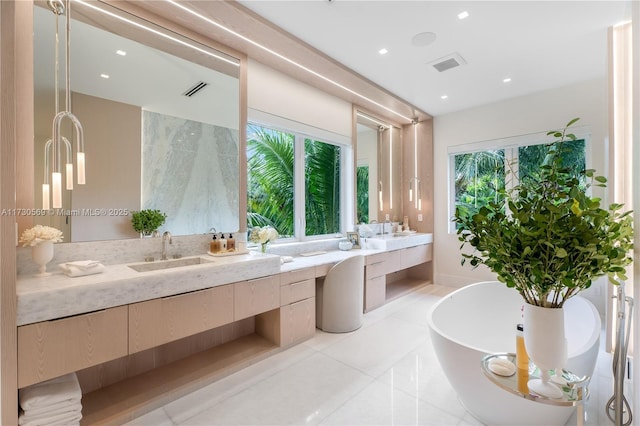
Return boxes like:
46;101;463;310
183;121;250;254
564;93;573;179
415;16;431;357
356;166;369;224
247;125;341;238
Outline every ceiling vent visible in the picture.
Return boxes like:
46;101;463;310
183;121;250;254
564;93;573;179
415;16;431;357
183;81;208;97
429;53;466;72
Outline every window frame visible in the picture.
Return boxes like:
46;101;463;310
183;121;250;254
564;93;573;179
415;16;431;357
247;119;351;242
447;127;592;234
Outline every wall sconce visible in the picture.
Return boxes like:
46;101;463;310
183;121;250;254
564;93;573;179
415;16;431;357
409;119;422;210
43;0;86;210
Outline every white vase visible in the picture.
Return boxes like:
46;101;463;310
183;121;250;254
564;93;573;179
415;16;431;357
31;241;54;277
523;303;567;398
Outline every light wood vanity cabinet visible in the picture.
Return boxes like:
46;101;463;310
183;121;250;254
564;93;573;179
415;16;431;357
364;245;432;312
234;275;280;320
364;252;390;312
401;244;433;269
278;267;316;346
280;297;315;346
18;306;128;388
129;284;234;353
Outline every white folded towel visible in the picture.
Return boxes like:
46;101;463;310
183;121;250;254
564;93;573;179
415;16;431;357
19;410;81;426
280;255;293;264
19;373;82;411
59;260;104;278
64;260;101;269
21;400;82;419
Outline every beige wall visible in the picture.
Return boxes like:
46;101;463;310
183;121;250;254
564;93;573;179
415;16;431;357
71;93;141;241
433;78;609;291
247;59;352;143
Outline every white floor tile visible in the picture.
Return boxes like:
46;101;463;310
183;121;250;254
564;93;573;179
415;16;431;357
122;407;175;426
164;344;316;424
133;283;618;426
178;352;374;425
320;317;429;377
318;379;460;426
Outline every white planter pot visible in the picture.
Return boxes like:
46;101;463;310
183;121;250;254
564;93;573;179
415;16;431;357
523;303;567;398
32;241;54;277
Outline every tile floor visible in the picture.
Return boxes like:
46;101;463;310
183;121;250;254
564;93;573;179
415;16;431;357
124;284;628;426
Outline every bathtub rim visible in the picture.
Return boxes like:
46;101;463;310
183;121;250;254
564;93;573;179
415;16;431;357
427;280;601;357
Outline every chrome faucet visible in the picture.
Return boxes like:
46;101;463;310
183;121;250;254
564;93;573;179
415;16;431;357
161;231;172;260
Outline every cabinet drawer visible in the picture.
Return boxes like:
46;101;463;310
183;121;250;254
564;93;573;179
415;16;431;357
280;267;315;286
18;306;128;388
129;284;234;353
366;252;387;265
280;297;315;347
364;276;386;312
235;275;280;320
366;260;388;279
280;278;315;305
401;244;433;269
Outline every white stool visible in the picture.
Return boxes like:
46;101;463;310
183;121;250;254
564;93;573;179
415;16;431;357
316;255;364;333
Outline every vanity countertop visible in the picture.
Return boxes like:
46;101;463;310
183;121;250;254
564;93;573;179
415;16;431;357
16;252;281;326
17;233;432;326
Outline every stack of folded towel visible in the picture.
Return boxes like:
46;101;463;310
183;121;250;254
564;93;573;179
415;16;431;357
58;260;105;278
19;373;82;426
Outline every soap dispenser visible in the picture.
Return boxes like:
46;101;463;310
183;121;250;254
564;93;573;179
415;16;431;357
210;234;220;254
219;233;227;252
227;233;235;251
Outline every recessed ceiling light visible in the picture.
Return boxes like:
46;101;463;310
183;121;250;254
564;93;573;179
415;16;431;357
503;77;512;83
116;49;127;56
100;74;110;79
458;11;469;20
441;94;448;100
378;48;388;55
411;32;437;47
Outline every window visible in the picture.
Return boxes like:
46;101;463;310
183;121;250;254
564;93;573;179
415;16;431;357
247;123;342;240
450;136;587;232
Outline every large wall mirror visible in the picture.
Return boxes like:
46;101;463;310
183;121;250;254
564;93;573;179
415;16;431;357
33;0;241;242
355;111;402;225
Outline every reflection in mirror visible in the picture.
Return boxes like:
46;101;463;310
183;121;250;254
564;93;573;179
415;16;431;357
33;1;240;242
355;111;402;225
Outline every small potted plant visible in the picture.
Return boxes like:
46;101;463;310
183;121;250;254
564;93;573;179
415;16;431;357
131;209;167;237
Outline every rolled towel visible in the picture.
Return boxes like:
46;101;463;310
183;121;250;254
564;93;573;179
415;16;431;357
19;373;81;411
59;261;104;278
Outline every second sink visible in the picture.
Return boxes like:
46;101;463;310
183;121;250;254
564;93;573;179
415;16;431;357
128;256;214;273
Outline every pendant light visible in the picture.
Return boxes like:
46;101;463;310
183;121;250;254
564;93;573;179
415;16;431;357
43;0;86;210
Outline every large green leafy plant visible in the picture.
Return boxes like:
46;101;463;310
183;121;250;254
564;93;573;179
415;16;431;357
455;118;633;307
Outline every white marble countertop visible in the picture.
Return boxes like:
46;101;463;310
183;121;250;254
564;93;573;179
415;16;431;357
17;252;280;326
17;233;433;326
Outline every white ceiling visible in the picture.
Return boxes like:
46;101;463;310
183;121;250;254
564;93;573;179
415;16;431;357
238;0;632;117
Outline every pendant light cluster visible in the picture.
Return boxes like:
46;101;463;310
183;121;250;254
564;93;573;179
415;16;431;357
42;0;86;210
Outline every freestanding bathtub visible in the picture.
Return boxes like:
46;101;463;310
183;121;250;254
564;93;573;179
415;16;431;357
427;281;601;425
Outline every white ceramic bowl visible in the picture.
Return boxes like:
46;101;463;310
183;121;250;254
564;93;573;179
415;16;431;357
338;241;353;251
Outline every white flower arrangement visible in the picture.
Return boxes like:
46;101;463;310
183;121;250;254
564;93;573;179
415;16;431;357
249;226;279;245
19;225;64;247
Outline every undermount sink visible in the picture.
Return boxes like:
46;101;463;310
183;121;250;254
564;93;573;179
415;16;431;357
128;256;214;272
